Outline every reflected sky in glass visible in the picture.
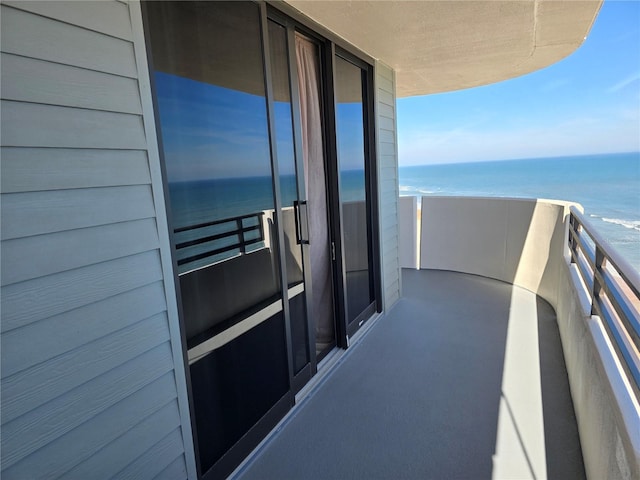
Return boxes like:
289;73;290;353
155;72;298;182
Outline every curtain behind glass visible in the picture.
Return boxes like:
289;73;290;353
295;35;334;348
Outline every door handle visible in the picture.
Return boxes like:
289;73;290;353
293;200;310;245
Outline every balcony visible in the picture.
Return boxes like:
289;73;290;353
234;196;639;480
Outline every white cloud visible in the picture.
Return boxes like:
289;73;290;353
607;72;640;93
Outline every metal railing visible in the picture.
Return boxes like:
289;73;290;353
174;212;265;266
568;206;640;397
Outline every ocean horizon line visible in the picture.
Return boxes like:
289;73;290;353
400;150;639;169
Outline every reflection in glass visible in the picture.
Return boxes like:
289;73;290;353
334;55;374;324
146;2;288;475
268;20;310;374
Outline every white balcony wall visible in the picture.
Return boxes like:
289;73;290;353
415;195;639;479
556;263;640;480
398;196;418;269
375;61;401;309
419;196;574;308
0;2;196;478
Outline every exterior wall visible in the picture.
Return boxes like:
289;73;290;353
374;61;401;310
0;1;196;479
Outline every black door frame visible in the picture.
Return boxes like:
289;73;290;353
331;47;381;340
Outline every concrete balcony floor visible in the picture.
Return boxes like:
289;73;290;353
238;269;585;479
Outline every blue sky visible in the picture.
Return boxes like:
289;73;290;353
397;0;640;166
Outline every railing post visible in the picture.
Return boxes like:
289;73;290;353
592;246;606;315
238;218;246;254
569;214;578;263
258;213;265;245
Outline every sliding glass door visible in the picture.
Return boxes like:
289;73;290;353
334;53;378;335
145;2;379;477
145;3;292;477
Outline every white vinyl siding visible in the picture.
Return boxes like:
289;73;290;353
374;61;401;310
0;2;195;479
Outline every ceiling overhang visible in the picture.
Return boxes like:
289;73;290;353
284;0;603;97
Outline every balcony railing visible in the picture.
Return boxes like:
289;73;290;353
569;206;640;398
174;212;265;267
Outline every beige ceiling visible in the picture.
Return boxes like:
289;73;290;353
284;0;603;97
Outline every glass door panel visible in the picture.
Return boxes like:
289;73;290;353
267;20;310;376
295;34;338;361
145;2;289;476
334;55;375;329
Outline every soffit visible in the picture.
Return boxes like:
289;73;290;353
284;0;603;97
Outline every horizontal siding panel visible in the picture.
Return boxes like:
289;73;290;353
1;100;146;149
378;129;395;144
379;139;396;150
1;185;155;240
383;253;399;273
385;288;400;308
385;278;400;297
381;177;397;192
377;102;394;119
3;373;178;480
377;89;394;107
381;198;398;215
1;53;142;114
382;191;399;207
154;454;188;480
381;184;398;197
1;147;151;193
4;0;133;41
378;128;396;145
383;258;399;275
382;228;399;249
1;281;167;377
384;276;400;293
380;165;397;178
380;196;398;215
378;115;395;132
379;142;396;157
381;223;398;240
376;75;393;93
381;217;398;233
2;341;174;467
380;164;396;179
376;63;399;310
0;5;137;77
382;235;399;255
384;281;400;303
381;210;398;228
377;64;393;82
381;215;397;230
1;250;163;332
2;218;160;285
1;313;171;425
114;428;185;480
380;154;397;168
63;400;182;480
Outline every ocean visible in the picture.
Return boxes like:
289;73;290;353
399;152;640;272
